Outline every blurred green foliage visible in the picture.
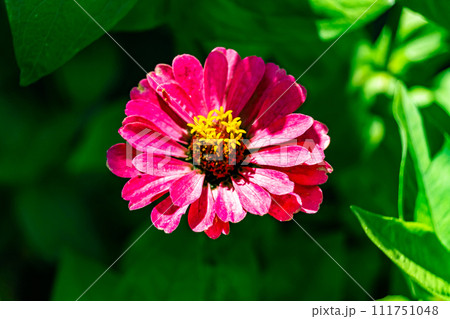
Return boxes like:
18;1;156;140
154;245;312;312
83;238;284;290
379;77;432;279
1;0;449;300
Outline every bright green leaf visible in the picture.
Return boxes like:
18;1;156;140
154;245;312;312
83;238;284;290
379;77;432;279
378;295;410;301
352;206;450;300
310;0;395;40
403;0;450;32
424;139;450;250
393;80;430;176
5;0;138;85
434;69;450;117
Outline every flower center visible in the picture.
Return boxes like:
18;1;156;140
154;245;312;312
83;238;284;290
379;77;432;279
187;107;247;185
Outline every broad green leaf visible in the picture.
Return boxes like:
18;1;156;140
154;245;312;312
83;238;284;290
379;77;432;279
113;0;167;32
351;206;450;300
52;249;121;300
310;0;395;40
424;139;450;250
5;0;138;85
403;0;450;32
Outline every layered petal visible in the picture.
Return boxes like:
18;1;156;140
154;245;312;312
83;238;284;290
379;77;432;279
298;120;330;150
119;122;187;157
205;215;230;239
240;63;288;128
268;193;302;221
247;145;311;167
225;56;265;115
122;175;180;210
172;54;206;115
204;50;228;111
188;185;214;232
232;177;271;215
170;171;205;207
213;185;246;223
132;153;193;176
243;167;294;195
248;114;314;148
151;197;188;233
295;185;323;214
150;81;197;123
107;143;140;178
125;99;187;142
279;163;332;186
249;79;307;135
213;47;241;90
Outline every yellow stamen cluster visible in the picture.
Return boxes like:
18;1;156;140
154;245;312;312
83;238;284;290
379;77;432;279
187;107;246;148
187;107;247;182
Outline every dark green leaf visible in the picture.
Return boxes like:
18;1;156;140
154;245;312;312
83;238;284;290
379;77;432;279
352;205;450;300
5;0;138;85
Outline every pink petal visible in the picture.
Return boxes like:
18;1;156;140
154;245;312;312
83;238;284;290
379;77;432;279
204;50;228;111
107;143;141;178
172;54;206;115
280;163;332;186
125;99;187;142
295;185;323;214
132;153;193;176
249;79;307;135
119;122;187;157
268;193;302;221
298;120;330;150
146;72;195;124
243;167;294;195
122;175;180;210
213;47;241;91
225;56;265;115
147;64;175;87
188;185;215;232
213;185;246;223
204;215;230;239
130;78;154;101
151;197;188;233
169;171;205;207
247;145;311;167
240;63;288;128
232;177;271;216
248;114;314;148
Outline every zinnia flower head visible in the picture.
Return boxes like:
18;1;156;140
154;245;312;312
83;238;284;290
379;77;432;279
107;47;332;239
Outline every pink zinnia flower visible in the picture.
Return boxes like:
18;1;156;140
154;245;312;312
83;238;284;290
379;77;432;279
107;47;332;239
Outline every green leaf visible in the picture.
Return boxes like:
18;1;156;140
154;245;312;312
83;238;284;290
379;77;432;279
310;0;395;40
403;0;450;32
378;295;410;301
393;82;430;175
351;206;450;300
424;139;450;250
5;0;138;85
113;0;167;32
393;82;432;223
434;69;450;117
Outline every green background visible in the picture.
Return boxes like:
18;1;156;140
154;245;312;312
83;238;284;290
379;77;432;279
1;0;449;300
